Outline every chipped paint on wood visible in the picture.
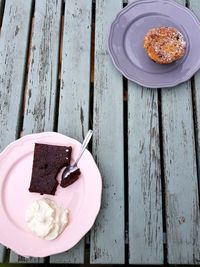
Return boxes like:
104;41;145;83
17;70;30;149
162;81;200;264
162;1;200;264
7;0;61;263
90;0;124;264
23;0;62;134
127;0;163;263
51;0;92;263
57;0;92;144
50;240;84;264
9;253;44;264
189;0;200;212
0;0;32;151
0;246;5;263
128;83;163;264
0;0;32;262
0;1;5;261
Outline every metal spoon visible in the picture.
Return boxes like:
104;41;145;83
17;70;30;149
62;129;93;179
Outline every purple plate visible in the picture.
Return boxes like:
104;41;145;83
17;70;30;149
108;0;200;88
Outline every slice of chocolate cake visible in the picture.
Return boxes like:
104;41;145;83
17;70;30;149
60;168;81;188
29;143;72;195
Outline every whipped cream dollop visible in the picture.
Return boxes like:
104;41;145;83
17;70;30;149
25;198;69;240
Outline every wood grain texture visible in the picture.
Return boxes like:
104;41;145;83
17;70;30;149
0;246;5;263
23;0;62;134
162;82;200;264
9;253;44;264
0;0;7;261
90;0;124;264
9;0;61;263
189;0;200;198
175;0;185;4
50;240;84;264
52;0;92;263
0;0;32;148
0;0;5;261
0;0;32;262
128;85;163;264
161;0;200;264
57;0;92;143
127;0;163;264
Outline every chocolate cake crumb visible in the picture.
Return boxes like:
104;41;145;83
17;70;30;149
60;168;81;188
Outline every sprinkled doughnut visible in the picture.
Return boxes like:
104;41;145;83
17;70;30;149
144;27;186;64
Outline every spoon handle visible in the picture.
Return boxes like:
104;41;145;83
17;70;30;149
74;129;93;166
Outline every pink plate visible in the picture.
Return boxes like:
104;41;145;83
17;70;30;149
0;132;102;257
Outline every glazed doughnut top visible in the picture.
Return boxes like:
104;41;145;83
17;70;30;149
144;26;186;64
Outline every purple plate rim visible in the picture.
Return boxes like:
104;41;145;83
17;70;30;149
108;0;200;88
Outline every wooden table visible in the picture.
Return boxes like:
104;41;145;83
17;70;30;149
0;0;200;265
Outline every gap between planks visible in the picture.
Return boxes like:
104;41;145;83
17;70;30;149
53;0;65;132
0;0;5;29
158;89;168;265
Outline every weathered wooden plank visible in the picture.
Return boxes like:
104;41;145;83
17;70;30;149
0;4;6;261
90;0;124;264
127;0;163;264
0;0;32;262
189;0;200;196
0;0;33;141
57;0;92;142
51;0;92;263
189;0;200;19
10;0;60;264
176;0;185;5
0;1;6;262
161;0;200;264
0;0;32;150
23;0;62;134
128;85;163;264
0;246;5;263
50;240;84;264
162;82;200;264
9;253;44;264
9;0;62;263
